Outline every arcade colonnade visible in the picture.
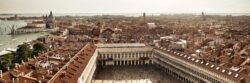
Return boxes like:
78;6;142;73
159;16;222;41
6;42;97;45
89;44;238;83
98;51;154;66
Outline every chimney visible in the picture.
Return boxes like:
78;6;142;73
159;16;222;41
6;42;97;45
12;78;15;83
15;63;18;68
47;70;50;75
34;56;37;60
0;70;2;78
22;60;25;65
18;64;21;68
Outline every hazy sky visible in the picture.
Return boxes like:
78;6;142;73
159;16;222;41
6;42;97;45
0;0;250;13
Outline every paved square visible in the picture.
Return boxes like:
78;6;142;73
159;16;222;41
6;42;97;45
92;65;182;83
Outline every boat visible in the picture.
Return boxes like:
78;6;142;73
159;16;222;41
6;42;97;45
12;38;16;40
6;48;16;52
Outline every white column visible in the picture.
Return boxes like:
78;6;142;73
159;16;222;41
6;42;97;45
124;60;126;65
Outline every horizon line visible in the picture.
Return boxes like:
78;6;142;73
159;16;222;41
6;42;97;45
1;12;250;15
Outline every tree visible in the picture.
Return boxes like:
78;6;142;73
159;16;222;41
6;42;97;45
32;43;47;56
15;43;32;63
0;54;13;72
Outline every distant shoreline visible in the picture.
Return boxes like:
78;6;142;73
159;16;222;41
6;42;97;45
0;13;250;18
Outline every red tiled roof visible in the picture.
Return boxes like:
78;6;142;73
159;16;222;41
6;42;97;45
49;43;96;83
156;46;250;83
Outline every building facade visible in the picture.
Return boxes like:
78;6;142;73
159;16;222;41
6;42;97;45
77;43;249;83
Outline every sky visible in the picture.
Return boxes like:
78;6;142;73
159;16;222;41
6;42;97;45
0;0;250;14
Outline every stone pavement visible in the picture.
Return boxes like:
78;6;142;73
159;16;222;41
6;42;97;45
92;65;182;83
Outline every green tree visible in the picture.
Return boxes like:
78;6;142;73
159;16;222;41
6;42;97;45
0;54;13;72
32;43;47;56
15;43;32;63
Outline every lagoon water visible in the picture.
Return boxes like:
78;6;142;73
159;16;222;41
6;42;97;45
0;20;46;51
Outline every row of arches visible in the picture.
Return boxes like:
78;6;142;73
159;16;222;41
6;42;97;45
156;64;195;83
155;52;223;83
99;60;153;66
99;52;153;60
